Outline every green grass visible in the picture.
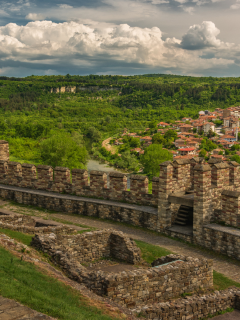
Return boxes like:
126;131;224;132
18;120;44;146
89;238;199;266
0;247;120;320
135;240;240;291
213;270;240;290
0;228;33;246
135;239;172;264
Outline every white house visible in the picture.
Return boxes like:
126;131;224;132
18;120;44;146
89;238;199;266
203;122;215;134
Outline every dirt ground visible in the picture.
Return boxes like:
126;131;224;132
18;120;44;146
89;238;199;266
212;310;240;319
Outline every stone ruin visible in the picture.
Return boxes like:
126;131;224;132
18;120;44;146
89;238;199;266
1;206;238;320
31;229;213;308
0;210;76;235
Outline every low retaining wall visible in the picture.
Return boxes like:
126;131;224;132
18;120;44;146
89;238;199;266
203;224;240;260
163;227;194;243
0;184;158;231
135;288;240;319
0;212;76;234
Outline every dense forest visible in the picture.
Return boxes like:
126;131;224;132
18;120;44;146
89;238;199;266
0;74;240;172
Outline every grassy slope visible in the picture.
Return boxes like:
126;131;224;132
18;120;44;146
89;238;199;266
0;245;121;320
0;228;33;246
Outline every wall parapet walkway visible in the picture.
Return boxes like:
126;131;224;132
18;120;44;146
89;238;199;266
0;184;158;231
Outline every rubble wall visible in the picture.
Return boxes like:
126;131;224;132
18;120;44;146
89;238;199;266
31;231;213;308
136;288;240;320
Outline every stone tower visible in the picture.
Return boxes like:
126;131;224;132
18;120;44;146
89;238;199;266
0;140;9;161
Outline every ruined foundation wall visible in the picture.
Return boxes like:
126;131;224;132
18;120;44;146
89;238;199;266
136;288;240;320
31;230;214;309
0;141;9;161
32;230;142;265
0;212;76;234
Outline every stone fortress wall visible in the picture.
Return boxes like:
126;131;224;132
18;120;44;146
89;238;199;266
158;158;240;232
0;160;159;207
2;141;240;261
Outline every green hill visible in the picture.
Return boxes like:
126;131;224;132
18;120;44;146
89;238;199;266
0;74;240;169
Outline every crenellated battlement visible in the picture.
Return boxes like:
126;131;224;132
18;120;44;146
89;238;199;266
0;160;159;206
0;140;9;161
3;140;240;256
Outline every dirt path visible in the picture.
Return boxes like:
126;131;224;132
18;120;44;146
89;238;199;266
102;137;117;155
213;311;240;319
0;296;54;320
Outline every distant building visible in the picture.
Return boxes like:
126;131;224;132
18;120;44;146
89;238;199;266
210;154;227;160
212;148;225;155
179;124;193;133
174;139;186;148
223;117;239;128
131;148;142;153
178;147;196;156
158;122;169;127
221;134;237;142
182;117;192;122
203;122;215;134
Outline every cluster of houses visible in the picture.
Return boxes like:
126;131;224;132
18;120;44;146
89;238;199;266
113;106;240;160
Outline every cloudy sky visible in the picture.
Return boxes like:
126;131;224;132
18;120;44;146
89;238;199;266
0;0;239;77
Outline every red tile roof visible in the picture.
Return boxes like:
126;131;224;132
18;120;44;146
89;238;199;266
179;147;195;151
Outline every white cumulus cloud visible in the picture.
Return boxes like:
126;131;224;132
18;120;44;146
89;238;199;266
0;20;237;76
180;21;221;49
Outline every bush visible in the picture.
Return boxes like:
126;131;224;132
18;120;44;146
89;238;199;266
141;144;172;178
40;132;88;169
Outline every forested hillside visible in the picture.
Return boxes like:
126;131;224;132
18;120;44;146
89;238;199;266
0;74;240;170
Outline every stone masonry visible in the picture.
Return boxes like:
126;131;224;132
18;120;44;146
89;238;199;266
0;160;159;207
0;140;9;161
135;287;240;319
31;231;213;308
0;211;76;235
3;141;240;261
